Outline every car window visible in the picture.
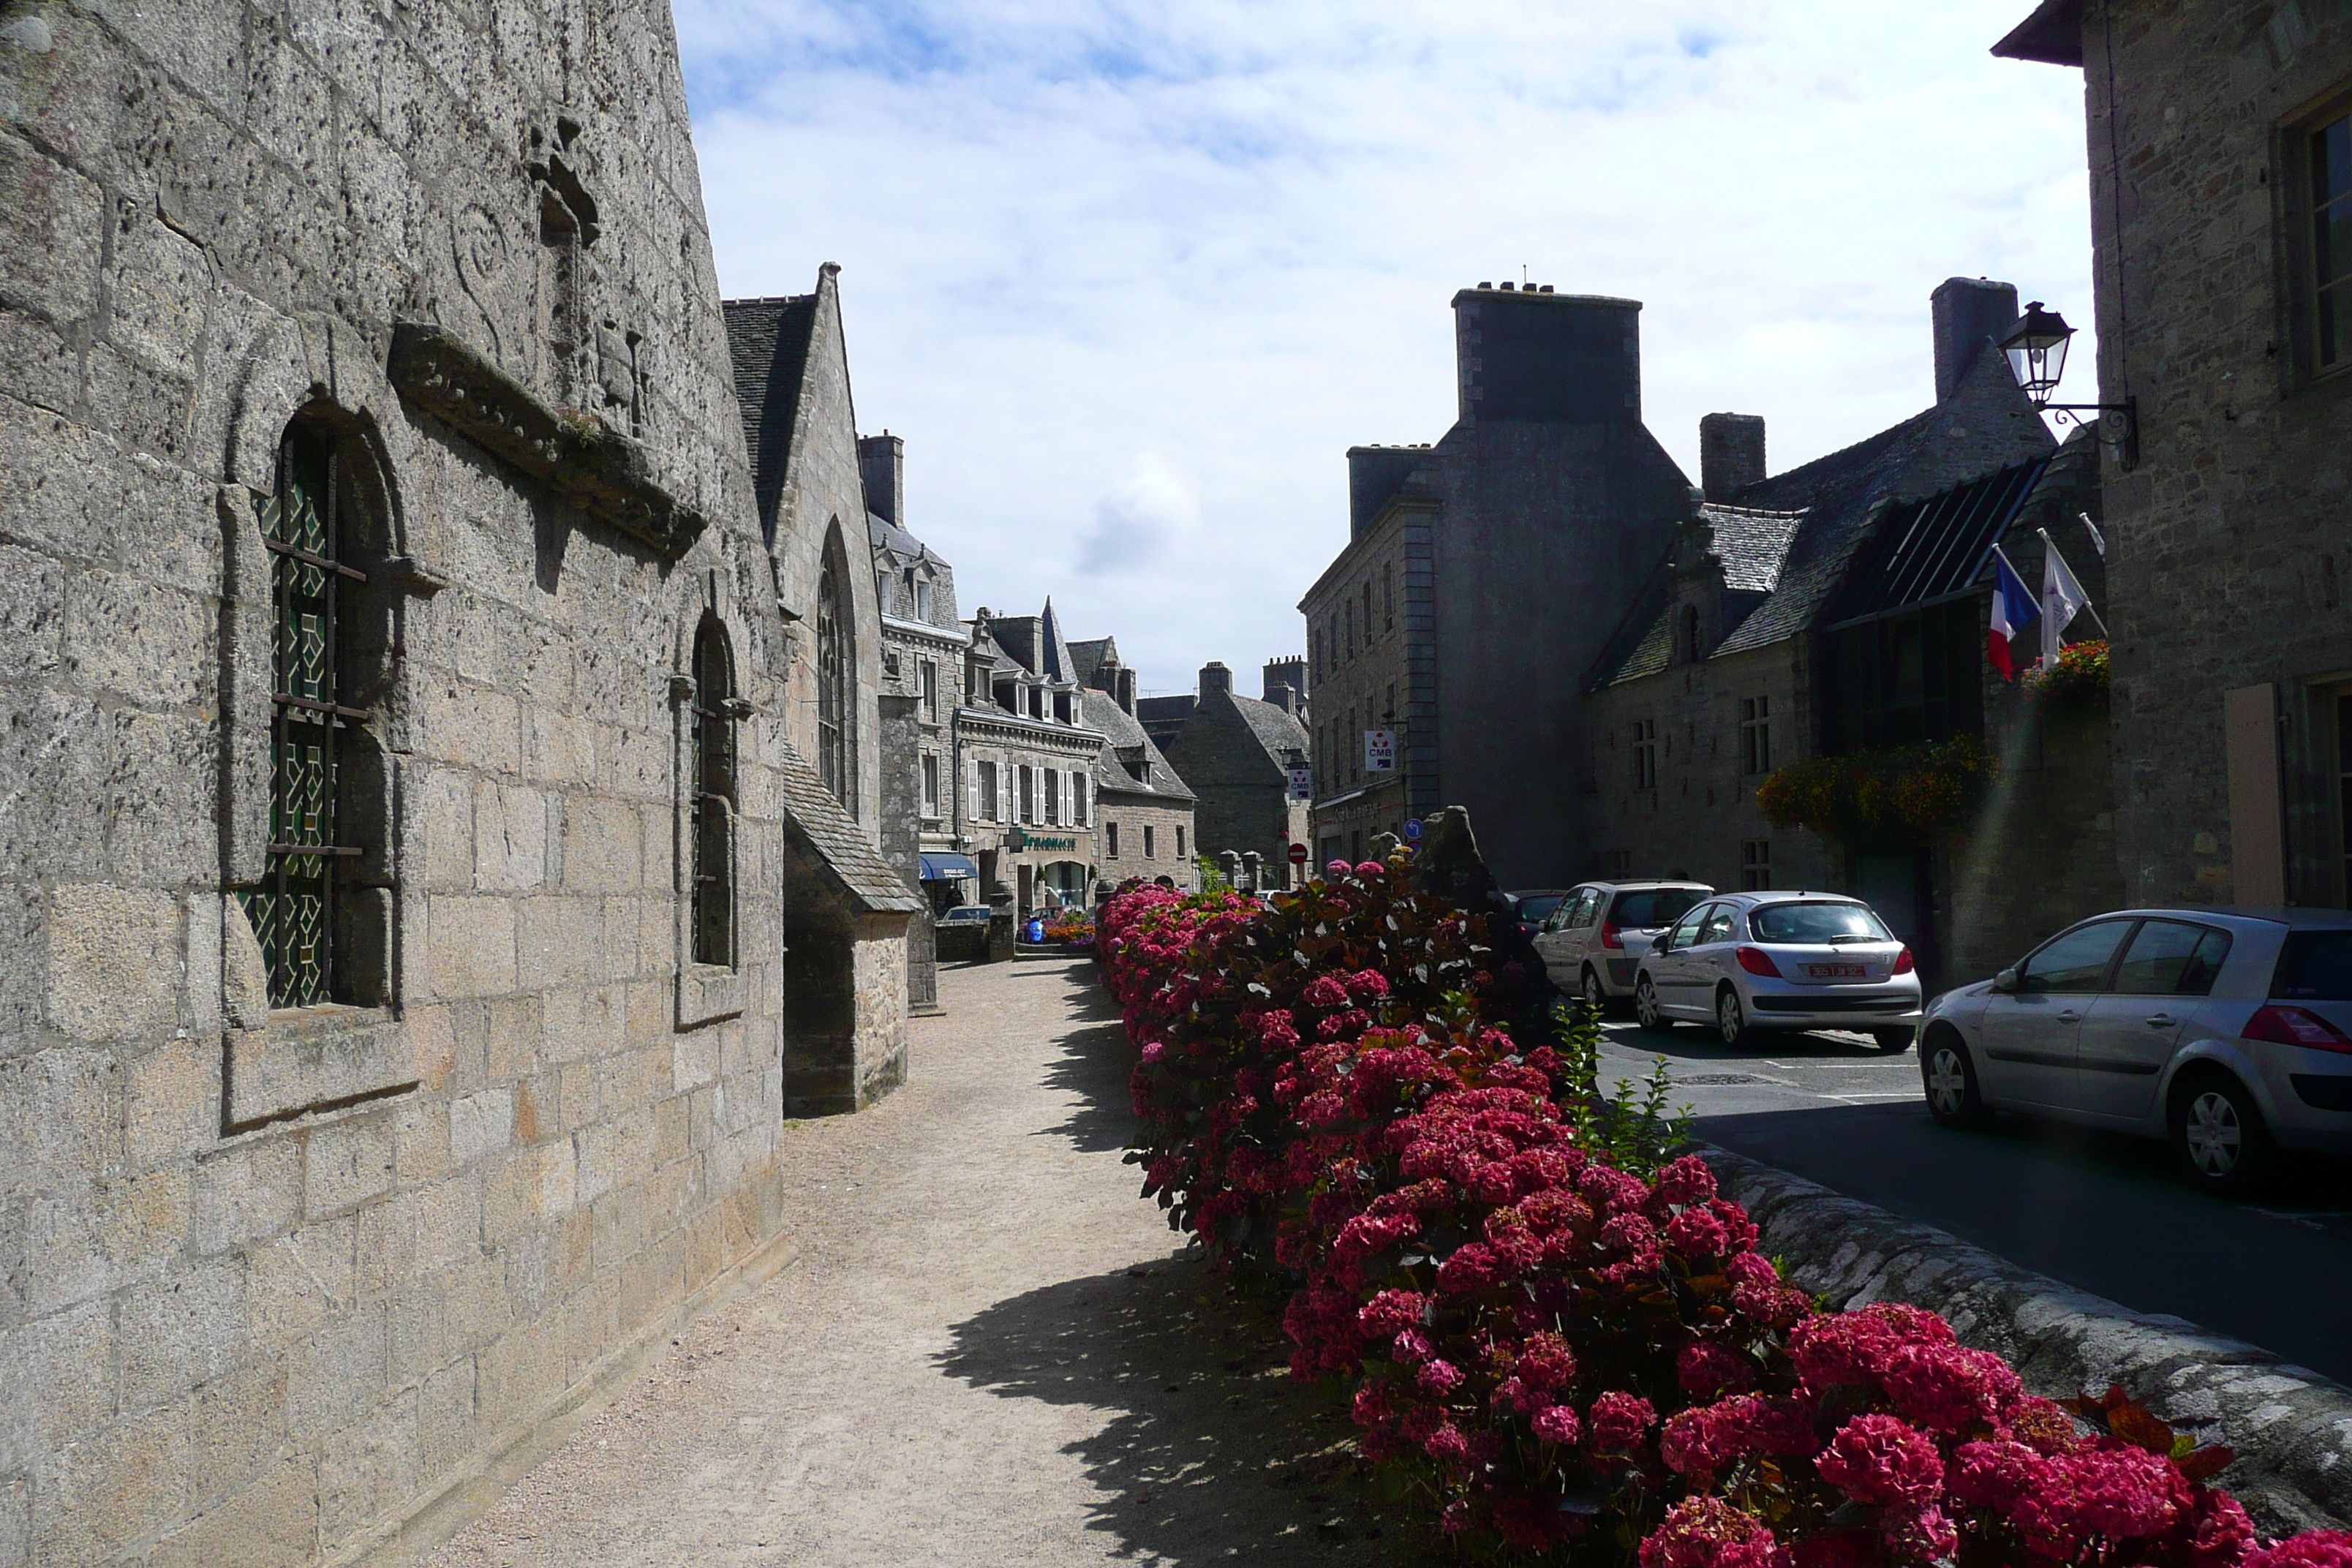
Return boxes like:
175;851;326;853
2018;919;2132;994
1516;894;1567;926
2273;931;2352;1000
1697;908;1735;944
1662;905;1711;952
2111;920;2232;996
1748;902;1891;943
1613;889;1704;929
1559;889;1597;930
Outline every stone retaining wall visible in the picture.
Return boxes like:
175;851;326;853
1705;1147;2352;1538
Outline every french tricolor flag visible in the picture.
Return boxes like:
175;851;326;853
1988;547;2039;680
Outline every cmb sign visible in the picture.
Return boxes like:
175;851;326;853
1287;764;1313;800
1364;728;1395;772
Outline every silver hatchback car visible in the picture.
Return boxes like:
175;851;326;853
1917;907;2352;1194
1633;892;1923;1051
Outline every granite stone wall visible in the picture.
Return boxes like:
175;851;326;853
0;2;882;1561
2078;0;2352;905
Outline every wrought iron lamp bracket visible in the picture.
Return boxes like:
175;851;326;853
2038;396;2138;470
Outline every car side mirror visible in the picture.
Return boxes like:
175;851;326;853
1992;968;2018;994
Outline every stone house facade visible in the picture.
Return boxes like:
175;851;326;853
1069;640;1199;893
1996;0;2352;910
1297;282;1697;889
862;434;962;1012
1;6;911;1564
1300;485;1415;865
1583;294;2118;985
1139;661;1313;887
954;603;1107;917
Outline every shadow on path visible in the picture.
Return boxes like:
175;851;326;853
938;1255;1444;1565
1032;962;1142;1155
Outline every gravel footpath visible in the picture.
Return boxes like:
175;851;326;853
422;956;1441;1567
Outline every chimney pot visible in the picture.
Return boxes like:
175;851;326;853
1477;281;1492;289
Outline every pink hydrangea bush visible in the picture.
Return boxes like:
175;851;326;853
1096;860;2329;1564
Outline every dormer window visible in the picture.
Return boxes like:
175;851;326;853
914;578;931;620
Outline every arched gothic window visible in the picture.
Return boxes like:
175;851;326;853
243;425;369;1008
816;557;848;805
690;617;736;967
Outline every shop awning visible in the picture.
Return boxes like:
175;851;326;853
919;853;980;881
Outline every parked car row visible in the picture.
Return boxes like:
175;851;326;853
1518;876;2352;1195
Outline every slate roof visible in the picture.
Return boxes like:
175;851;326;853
1228;692;1311;766
1066;637;1116;687
868;512;933;562
771;742;923;913
721;295;818;539
1084;690;1196;802
1709;507;1808;594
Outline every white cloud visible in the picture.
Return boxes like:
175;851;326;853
1078;452;1199;576
679;0;2092;692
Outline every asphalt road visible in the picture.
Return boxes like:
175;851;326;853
1591;1014;2352;1387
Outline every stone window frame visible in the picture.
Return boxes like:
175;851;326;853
687;614;740;969
1143;823;1157;859
2281;88;2352;388
1107;821;1120;859
1741;839;1773;892
919;657;938;723
219;405;427;1131
1176;824;1187;858
921;753;941;820
1632;719;1659;791
674;594;752;1030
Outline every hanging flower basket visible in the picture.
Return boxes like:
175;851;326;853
2027;638;2111;711
1755;734;1991;838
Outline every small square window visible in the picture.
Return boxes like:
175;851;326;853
1741;839;1771;892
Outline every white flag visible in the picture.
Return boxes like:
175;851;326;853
2038;529;2092;668
2078;510;2106;559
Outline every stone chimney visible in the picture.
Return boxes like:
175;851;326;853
1451;285;1643;426
1118;668;1137;715
1931;278;2019;405
858;432;904;527
1698;413;1766;502
1262;655;1308;709
1199;660;1232;697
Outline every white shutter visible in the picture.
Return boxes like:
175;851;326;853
968;758;981;821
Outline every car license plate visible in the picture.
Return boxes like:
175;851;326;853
1806;962;1866;979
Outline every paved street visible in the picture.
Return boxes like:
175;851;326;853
423;957;1439;1567
1593;1015;2352;1386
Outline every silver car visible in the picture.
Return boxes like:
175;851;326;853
1633;892;1923;1052
1534;881;1713;1012
1917;907;2352;1194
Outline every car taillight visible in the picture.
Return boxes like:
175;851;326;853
2243;1004;2352;1052
1599;923;1624;950
1893;947;1915;976
1735;946;1782;978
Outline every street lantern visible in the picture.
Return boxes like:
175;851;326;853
1999;301;2073;407
1997;298;2136;470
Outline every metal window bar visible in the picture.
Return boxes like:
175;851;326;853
238;431;363;1009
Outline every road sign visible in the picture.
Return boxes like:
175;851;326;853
1403;818;1423;841
1287;842;1309;864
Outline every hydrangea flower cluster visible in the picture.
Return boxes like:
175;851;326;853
1096;861;2330;1564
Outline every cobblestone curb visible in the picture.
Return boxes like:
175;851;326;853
1703;1145;2352;1538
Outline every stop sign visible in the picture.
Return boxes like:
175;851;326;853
1287;843;1309;864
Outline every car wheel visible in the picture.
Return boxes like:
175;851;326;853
1920;1030;1986;1128
1870;1026;1915;1054
1716;987;1754;1049
2170;1073;2273;1196
1635;977;1670;1033
1581;967;1609;1017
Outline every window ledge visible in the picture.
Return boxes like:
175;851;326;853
676;963;744;1030
225;1006;416;1130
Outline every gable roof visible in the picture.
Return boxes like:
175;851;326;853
1583;503;1806;688
1083;689;1196;802
721;295;819;540
1066;636;1116;688
1226;691;1311;766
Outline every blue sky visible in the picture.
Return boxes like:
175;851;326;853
678;0;2092;697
